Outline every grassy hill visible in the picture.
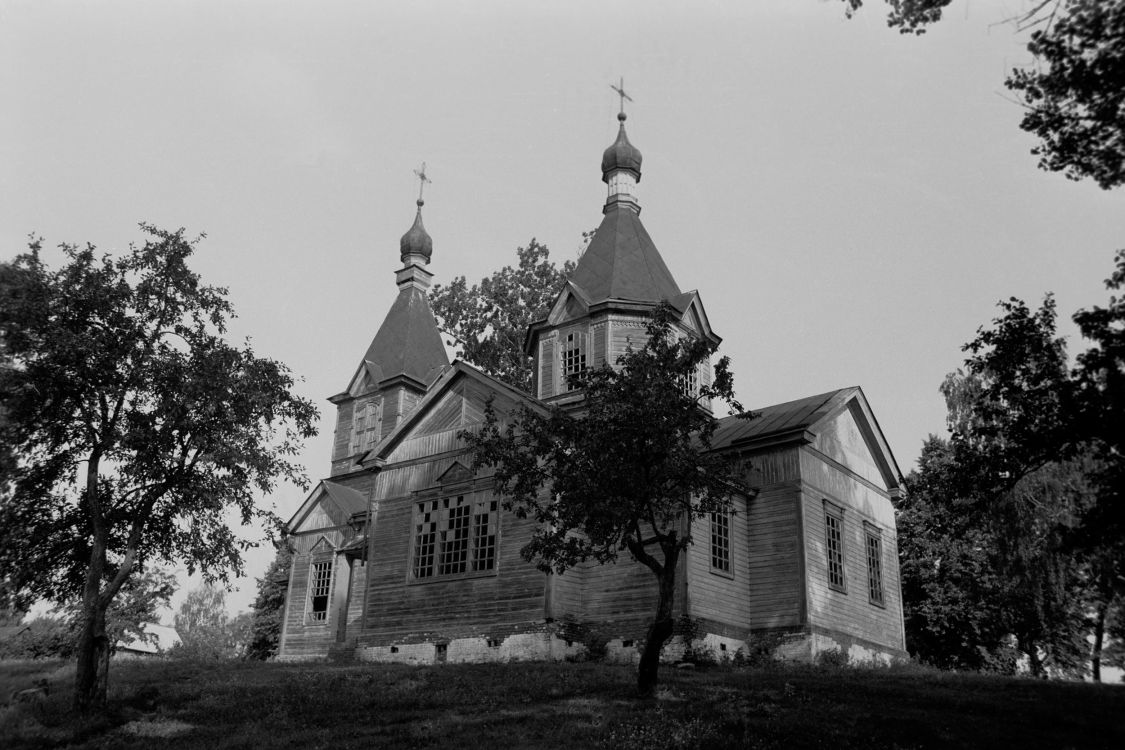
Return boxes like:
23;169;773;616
2;657;1123;749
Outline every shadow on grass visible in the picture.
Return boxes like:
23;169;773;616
2;658;1123;749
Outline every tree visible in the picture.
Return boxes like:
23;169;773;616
464;303;747;696
172;584;239;660
245;543;292;660
430;239;575;392
844;0;1125;190
103;567;177;653
0;225;318;711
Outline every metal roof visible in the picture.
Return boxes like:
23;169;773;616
569;203;681;306
361;285;449;386
711;388;857;450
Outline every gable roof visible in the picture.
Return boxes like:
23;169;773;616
569;203;681;305
713;387;904;493
359;284;449;389
364;360;544;465
285;479;368;530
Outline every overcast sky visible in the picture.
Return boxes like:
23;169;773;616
3;0;1122;615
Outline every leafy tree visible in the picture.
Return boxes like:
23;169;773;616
464;303;746;696
0;225;318;711
430;239;575;392
245;544;292;660
898;437;1011;671
104;567;177;653
172;584;237;660
844;0;1125;190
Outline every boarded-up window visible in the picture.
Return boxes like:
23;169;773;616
413;495;499;580
351;399;382;455
865;525;885;606
824;502;846;592
561;330;587;391
307;561;333;622
710;510;731;574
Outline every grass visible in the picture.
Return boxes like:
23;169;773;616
2;657;1123;749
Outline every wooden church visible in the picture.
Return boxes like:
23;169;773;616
278;105;908;665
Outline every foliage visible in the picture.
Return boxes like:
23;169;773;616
465;303;747;695
429;239;575;392
171;585;248;660
0;225;318;710
899;253;1125;677
103;568;177;653
0;615;78;660
244;544;292;660
844;0;1125;190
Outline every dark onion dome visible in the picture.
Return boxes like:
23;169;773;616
600;112;642;182
399;199;433;262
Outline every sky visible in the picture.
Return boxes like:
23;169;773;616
2;0;1122;616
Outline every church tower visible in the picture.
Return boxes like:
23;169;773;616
328;179;450;476
526;90;721;407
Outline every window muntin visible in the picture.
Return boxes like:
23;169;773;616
824;503;846;592
679;365;699;398
308;561;332;622
561;330;587;391
865;527;885;606
710;510;731;574
413;495;498;580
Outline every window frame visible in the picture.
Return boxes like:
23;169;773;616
864;523;885;607
823;500;847;594
306;558;334;625
410;493;500;583
560;329;588;392
709;508;733;578
350;398;383;456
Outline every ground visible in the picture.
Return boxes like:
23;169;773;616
2;658;1123;749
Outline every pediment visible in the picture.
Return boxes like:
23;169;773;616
809;391;903;494
547;282;591;326
438;461;473;485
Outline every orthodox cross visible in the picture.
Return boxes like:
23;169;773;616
610;77;632;116
413;162;431;203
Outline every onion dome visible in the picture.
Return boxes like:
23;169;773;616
399;199;433;264
601;112;643;183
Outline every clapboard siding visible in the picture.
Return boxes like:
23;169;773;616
281;548;340;658
746;485;803;629
687;496;752;630
570;554;658;636
358;472;547;643
332;401;353;462
800;446;904;650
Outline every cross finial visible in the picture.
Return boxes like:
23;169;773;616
413;162;431;205
610;77;632;118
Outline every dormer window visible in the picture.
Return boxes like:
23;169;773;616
561;330;587;392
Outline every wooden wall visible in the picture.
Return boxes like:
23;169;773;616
744;447;805;631
685;495;752;635
799;446;905;651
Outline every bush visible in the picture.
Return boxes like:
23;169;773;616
815;648;850;669
560;618;610;662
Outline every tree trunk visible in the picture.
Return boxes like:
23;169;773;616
74;564;110;712
1091;599;1108;683
637;547;679;697
74;451;109;714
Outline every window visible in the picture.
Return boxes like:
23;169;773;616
679;365;699;398
308;561;332;622
413;495;498;580
561;330;587;391
350;399;382;455
865;526;885;606
710;510;731;574
824;502;846;592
